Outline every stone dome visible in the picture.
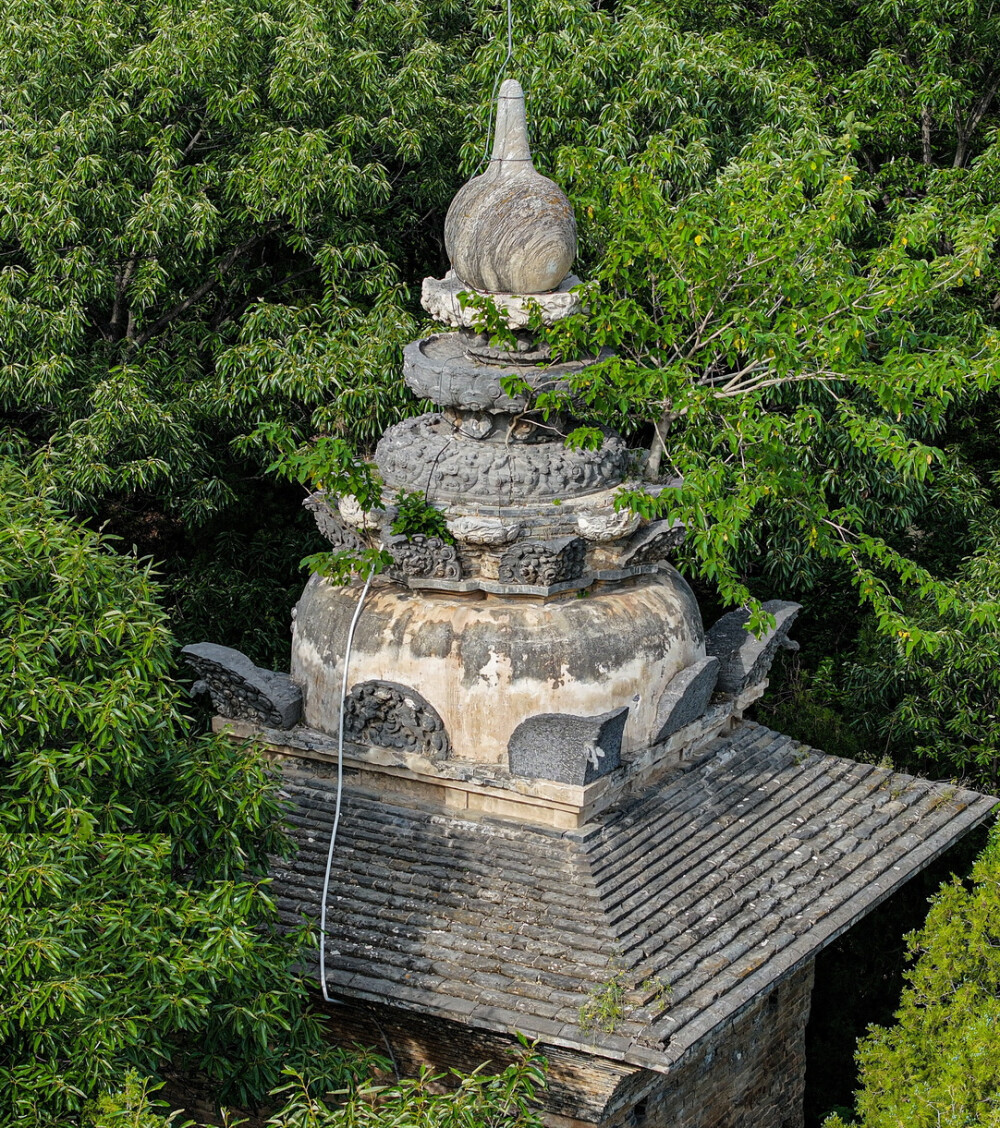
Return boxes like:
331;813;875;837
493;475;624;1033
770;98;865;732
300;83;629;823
290;569;705;766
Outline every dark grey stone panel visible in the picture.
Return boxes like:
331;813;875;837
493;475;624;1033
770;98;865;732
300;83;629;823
343;679;450;759
181;642;302;728
653;657;721;742
507;707;629;785
705;600;802;695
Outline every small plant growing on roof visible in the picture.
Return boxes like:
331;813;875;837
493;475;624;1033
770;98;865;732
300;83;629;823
579;965;631;1035
579;964;672;1036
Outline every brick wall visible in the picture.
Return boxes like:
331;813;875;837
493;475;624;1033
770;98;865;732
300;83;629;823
312;996;641;1124
312;961;815;1128
160;965;815;1128
602;961;816;1128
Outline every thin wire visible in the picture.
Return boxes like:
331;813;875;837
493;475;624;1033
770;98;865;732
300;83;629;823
318;562;375;1004
481;0;516;165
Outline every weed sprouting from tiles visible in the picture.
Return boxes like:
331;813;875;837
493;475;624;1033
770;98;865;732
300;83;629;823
578;963;672;1035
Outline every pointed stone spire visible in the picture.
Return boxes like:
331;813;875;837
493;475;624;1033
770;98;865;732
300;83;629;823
444;79;577;294
490;77;532;163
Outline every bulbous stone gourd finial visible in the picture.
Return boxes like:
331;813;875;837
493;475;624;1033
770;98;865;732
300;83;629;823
444;79;577;295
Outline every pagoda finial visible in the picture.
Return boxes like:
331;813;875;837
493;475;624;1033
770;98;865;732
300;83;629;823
491;78;532;163
444;80;577;295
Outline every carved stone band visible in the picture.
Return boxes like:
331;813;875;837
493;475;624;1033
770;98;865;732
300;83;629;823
375;414;630;504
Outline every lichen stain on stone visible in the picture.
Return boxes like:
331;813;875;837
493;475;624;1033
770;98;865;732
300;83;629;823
410;618;455;660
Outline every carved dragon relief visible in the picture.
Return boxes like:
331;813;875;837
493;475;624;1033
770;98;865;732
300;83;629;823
303;491;367;553
342;680;451;759
384;532;463;581
497;536;586;586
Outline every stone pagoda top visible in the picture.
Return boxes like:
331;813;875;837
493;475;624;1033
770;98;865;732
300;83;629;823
185;76;806;807
444;78;577;295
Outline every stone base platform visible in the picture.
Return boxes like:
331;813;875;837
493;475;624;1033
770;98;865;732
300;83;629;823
213;681;764;830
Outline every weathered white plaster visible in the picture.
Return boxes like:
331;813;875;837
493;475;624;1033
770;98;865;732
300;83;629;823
290;570;705;766
575;507;642;541
446;515;523;545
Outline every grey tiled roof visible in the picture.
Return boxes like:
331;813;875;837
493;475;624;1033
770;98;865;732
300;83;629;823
271;721;996;1073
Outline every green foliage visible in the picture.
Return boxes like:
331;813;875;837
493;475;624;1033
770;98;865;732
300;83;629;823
547;119;1000;637
787;529;1000;790
0;460;321;1126
389;490;454;543
86;1046;547;1128
823;823;1000;1128
578;966;630;1036
84;1074;188;1128
264;1041;547;1128
758;657;865;761
266;433;386;515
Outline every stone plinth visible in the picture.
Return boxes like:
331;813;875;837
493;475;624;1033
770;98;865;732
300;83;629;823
421;271;584;330
400;332;606;412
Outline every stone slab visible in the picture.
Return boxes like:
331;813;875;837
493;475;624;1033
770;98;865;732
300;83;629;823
421;270;583;330
507;707;629;785
182;642;302;728
653;657;721;743
705;600;801;694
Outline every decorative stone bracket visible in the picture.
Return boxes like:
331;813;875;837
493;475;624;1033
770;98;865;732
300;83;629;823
181;643;302;729
342;680;451;759
384;531;463;581
705;600;802;695
303;491;367;553
498;536;586;586
621;519;687;567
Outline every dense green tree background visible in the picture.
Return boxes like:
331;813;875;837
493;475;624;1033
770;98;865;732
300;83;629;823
0;461;321;1124
823;825;1000;1128
3;0;1000;1123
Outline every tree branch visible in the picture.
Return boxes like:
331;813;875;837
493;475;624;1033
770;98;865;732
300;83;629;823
131;229;276;348
921;105;933;166
954;68;1000;168
108;250;139;342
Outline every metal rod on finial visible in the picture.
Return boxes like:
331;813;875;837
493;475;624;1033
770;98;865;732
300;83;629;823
483;0;518;164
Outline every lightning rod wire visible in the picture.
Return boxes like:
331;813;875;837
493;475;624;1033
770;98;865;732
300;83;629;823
318;562;375;1004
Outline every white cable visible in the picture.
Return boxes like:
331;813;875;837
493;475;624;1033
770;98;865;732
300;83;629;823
318;563;375;1003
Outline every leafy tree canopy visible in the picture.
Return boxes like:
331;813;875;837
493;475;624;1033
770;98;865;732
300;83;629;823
824;823;1000;1128
84;1049;547;1128
0;459;321;1126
